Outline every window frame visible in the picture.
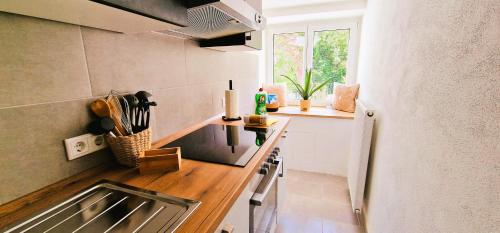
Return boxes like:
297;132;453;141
265;19;361;106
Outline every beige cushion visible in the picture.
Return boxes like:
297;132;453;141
333;83;360;113
264;83;287;107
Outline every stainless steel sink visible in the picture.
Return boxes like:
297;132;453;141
3;181;200;233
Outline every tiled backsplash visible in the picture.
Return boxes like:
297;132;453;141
0;12;259;205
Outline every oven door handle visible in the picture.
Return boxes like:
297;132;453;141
250;159;282;206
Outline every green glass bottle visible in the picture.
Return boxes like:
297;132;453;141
255;88;267;115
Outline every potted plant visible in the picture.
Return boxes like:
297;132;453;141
281;69;333;111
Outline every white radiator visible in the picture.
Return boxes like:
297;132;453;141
348;99;375;213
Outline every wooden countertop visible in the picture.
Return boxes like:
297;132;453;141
270;106;354;119
0;115;291;232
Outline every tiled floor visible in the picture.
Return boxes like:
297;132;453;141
277;170;363;233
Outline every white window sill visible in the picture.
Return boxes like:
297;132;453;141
269;106;354;119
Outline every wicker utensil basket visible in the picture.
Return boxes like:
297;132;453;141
105;128;152;167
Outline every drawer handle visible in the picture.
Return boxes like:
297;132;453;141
250;159;282;206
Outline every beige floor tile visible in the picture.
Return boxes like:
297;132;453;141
277;212;323;233
322;183;351;205
287;170;329;184
287;178;324;199
322;220;363;233
320;202;359;225
278;169;361;233
283;193;326;217
288;170;345;185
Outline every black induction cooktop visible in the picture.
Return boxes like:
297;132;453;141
163;124;274;167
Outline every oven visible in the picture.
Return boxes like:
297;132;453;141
250;147;282;233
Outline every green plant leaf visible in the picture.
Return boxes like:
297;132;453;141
280;75;303;93
309;77;334;97
303;69;312;99
281;75;306;98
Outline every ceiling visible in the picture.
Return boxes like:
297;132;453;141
263;0;347;10
262;0;366;25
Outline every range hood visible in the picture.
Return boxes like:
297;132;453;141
200;30;261;51
0;0;264;50
158;0;265;41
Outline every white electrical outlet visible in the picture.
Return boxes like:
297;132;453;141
64;133;108;160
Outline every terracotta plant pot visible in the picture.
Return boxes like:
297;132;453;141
300;99;311;111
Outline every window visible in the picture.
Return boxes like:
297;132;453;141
311;29;350;101
266;21;359;106
273;32;305;100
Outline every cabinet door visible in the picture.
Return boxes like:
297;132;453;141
215;172;263;233
277;131;288;219
215;190;250;233
284;116;353;176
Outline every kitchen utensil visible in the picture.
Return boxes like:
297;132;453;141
90;99;111;118
143;101;157;129
119;96;129;118
90;99;123;136
135;91;152;101
135;100;157;131
118;95;134;133
105;95;127;136
88;117;115;135
124;94;139;128
134;91;154;133
124;94;140;106
107;95;133;135
132;103;144;134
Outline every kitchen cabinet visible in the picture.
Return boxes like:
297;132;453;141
0;115;291;232
215;171;261;233
285;116;353;176
277;131;288;220
0;0;185;33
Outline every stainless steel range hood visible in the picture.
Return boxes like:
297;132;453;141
158;0;265;40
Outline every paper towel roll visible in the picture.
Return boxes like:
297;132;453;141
225;90;239;119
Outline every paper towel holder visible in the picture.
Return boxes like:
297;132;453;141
222;80;242;121
222;116;242;121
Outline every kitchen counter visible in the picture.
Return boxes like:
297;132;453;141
0;115;290;233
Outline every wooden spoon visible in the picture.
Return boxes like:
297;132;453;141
90;98;124;136
90;99;110;118
106;95;130;136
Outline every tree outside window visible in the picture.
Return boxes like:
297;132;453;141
272;28;350;104
273;32;305;100
311;29;350;101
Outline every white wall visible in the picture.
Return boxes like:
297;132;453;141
286;117;353;176
357;0;500;232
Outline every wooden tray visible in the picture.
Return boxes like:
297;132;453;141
138;147;181;175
